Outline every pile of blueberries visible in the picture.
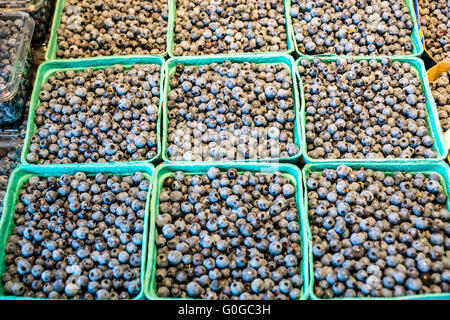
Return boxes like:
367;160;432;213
56;0;168;59
307;165;449;298
418;0;450;62
167;61;300;161
0;0;52;41
155;168;304;299
25;63;161;164
430;69;450;134
299;57;438;160
290;0;415;55
0;142;22;215
1;172;149;299
173;0;289;56
0;16;31;124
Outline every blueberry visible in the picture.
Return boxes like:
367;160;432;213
126;280;141;296
269;241;283;256
405;278;422;292
162;224;177;239
65;283;80;297
284;255;298;268
242;268;258;283
250;279;265;294
215;255;230;269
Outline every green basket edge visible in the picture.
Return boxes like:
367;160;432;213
0;162;155;300
45;0;170;61
20;55;166;166
143;161;310;300
295;55;448;164
161;53;303;164
302;161;450;300
166;0;295;58
290;0;424;58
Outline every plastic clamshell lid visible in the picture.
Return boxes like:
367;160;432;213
0;12;34;102
0;0;44;12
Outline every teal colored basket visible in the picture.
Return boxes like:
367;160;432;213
295;56;448;164
144;161;310;300
302;161;450;300
413;0;420;33
290;0;424;58
167;0;295;57
161;53;303;163
413;0;441;67
20;55;165;166
45;0;170;61
0;163;155;300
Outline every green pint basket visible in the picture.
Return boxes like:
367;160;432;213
161;53;303;164
295;56;448;164
45;0;170;60
290;0;424;58
167;0;295;57
302;162;450;300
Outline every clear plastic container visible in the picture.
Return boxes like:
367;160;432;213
0;12;34;125
0;0;50;40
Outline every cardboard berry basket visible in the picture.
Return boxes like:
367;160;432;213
426;62;450;151
20;55;165;166
302;161;450;300
166;0;295;58
45;0;170;61
161;53;303;164
0;162;154;300
291;0;424;59
295;56;448;164
144;162;310;300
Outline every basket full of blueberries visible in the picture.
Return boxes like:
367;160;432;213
0;0;448;302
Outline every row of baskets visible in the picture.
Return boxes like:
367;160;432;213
0;161;448;300
38;0;448;62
